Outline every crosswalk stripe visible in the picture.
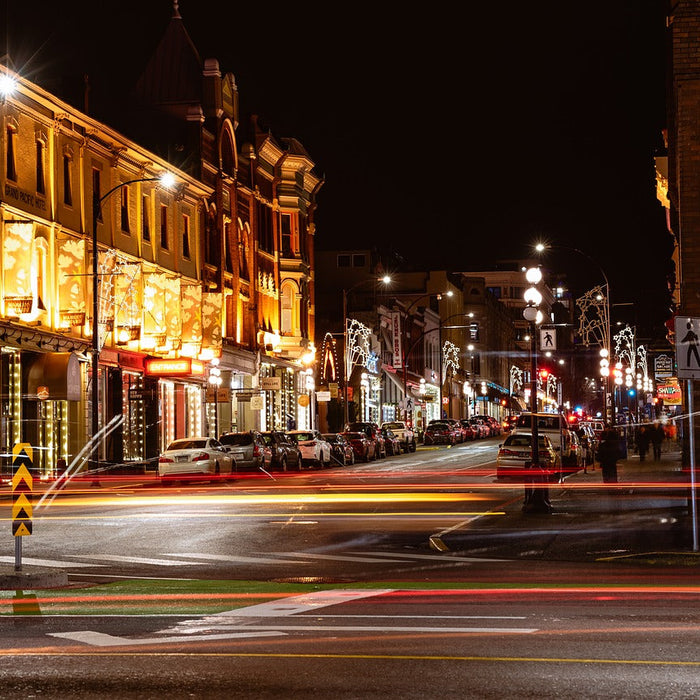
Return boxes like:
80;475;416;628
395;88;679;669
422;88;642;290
0;556;103;569
163;553;309;565
72;554;200;566
267;551;413;563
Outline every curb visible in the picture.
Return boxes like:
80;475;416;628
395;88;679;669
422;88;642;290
0;565;68;590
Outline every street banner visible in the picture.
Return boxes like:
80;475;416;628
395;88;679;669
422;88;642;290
674;316;700;379
391;312;402;369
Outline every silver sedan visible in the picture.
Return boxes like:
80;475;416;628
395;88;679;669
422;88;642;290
158;437;235;483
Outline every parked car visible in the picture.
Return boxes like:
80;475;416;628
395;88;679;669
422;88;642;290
561;429;585;475
428;418;463;443
381;421;416;452
158;437;235;482
287;430;332;468
323;433;355;466
424;421;457;445
503;415;520;432
341;431;376;462
381;427;402;456
459;419;478;441
496;432;559;480
346;422;386;459
259;431;302;471
468;417;490;439
478;415;502;436
218;430;265;472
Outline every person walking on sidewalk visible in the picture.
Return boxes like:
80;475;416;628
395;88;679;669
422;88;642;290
650;421;665;461
637;425;650;462
597;429;622;485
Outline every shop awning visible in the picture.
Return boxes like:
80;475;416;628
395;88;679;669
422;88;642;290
27;352;82;401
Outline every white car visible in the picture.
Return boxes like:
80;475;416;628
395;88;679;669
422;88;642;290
287;430;332;467
381;421;416;452
158;437;235;482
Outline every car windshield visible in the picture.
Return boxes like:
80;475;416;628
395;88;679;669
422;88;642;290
323;434;339;442
344;432;363;440
291;432;315;442
219;434;253;446
167;439;206;450
428;423;449;429
504;435;549;448
383;422;403;430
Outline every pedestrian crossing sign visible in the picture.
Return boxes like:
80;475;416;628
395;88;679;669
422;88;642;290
540;327;556;351
674;316;700;379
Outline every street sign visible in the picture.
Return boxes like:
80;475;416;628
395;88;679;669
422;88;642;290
654;354;674;380
674;316;700;379
540;327;556;350
12;443;33;537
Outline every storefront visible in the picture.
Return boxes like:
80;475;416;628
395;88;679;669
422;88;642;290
144;357;206;453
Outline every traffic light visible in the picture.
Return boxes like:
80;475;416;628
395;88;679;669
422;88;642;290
539;369;549;380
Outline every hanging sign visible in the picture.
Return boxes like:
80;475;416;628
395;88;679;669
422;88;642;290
260;376;282;391
391;312;402;369
674;316;700;379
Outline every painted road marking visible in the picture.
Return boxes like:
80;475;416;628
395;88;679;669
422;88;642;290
164;553;311;565
49;630;286;647
348;550;510;563
71;554;200;567
0;556;104;568
267;551;414;563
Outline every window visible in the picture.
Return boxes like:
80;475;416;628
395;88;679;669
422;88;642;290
5;126;16;181
281;214;293;256
92;168;102;222
62;154;73;206
120;186;130;233
160;204;169;249
142;195;151;242
487;286;501;298
182;214;190;259
352;254;366;267
337;254;351;268
239;221;250;280
36;139;45;194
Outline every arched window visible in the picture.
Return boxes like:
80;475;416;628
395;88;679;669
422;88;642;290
238;219;250;280
221;129;235;176
280;282;297;335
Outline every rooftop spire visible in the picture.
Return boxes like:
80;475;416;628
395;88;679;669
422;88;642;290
173;0;181;19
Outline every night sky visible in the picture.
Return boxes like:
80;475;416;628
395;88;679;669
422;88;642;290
2;0;672;337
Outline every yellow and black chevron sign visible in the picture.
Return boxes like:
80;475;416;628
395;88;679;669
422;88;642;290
12;443;33;537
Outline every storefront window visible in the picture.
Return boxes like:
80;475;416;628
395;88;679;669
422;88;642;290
0;349;21;476
122;372;145;461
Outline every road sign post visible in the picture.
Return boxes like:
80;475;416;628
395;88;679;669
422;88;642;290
675;317;700;551
12;443;34;571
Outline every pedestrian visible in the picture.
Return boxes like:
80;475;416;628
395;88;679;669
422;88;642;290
597;429;622;486
637;425;650;462
650;421;665;461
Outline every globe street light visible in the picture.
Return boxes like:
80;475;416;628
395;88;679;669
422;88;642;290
522;266;551;514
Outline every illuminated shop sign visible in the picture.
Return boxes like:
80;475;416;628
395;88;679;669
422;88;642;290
145;358;205;377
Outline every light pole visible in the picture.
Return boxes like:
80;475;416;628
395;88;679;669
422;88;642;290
90;172;175;470
397;290;453;422
535;242;612;426
523;266;551;514
342;275;391;427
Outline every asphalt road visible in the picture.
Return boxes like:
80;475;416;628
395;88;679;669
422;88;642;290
0;437;698;698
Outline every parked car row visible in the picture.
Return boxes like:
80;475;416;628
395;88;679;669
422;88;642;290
423;416;503;445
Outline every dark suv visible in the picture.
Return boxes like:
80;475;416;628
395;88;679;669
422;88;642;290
259;431;302;471
345;422;386;458
218;431;266;471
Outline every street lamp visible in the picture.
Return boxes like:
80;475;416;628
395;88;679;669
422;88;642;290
398;290;453;422
342;275;391;426
522;266;551;514
90;172;176;470
535;242;612;426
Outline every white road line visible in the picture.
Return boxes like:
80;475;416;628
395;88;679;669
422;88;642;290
71;554;200;567
0;556;104;569
267;551;414;563
348;550;510;563
49;630;286;647
214;589;395;617
175;624;538;634
163;553;310;565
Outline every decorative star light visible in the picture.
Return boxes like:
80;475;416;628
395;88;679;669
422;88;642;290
576;284;609;350
442;340;460;379
346;318;372;379
510;365;523;394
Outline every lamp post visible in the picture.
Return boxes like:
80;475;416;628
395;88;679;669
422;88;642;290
535;242;612;425
90;172;176;470
342;275;391;427
523;266;551;514
398;290;453;422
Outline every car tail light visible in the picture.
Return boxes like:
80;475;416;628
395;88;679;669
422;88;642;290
253;445;261;457
193;452;210;462
159;456;174;463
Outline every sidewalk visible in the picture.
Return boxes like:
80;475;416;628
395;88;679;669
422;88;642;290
439;445;700;564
